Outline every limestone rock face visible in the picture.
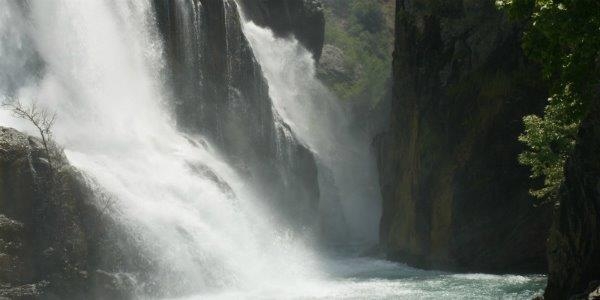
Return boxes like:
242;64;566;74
544;98;600;299
376;0;551;273
237;0;325;60
153;0;320;228
0;127;90;298
0;127;143;299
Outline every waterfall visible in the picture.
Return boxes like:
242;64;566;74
0;1;553;299
154;0;322;231
240;20;383;245
0;0;320;297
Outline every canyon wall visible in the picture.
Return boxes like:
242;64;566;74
545;95;600;299
377;0;551;273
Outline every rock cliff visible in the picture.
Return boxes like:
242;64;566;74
153;0;320;228
376;0;551;273
544;96;600;299
0;127;146;299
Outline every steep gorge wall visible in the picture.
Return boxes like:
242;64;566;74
153;0;322;227
377;0;551;273
544;96;600;299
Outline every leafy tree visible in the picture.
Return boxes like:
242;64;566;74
321;0;394;106
350;0;384;33
497;0;600;199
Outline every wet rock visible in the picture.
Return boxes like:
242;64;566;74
0;281;49;299
237;0;325;59
92;270;137;300
187;162;236;199
154;0;321;229
589;283;600;300
0;127;152;298
0;215;23;239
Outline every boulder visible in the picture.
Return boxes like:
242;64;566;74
0;127;148;298
317;44;360;86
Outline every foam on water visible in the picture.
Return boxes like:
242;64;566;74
176;256;545;299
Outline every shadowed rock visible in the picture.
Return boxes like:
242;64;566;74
375;0;551;273
0;127;151;299
545;96;600;299
153;0;321;229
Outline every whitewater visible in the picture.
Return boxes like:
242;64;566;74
0;0;545;299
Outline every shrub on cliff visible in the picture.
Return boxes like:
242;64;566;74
350;0;385;33
498;0;600;200
320;0;394;106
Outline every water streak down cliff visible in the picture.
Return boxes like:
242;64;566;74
153;0;321;228
237;0;325;60
0;1;323;297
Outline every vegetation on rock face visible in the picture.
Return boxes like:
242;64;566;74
2;100;57;169
319;0;394;106
498;0;600;200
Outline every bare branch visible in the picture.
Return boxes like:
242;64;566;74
2;99;58;170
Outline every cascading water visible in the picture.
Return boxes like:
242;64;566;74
1;0;547;298
240;16;383;247
154;0;322;232
0;0;319;297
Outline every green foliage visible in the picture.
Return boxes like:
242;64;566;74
325;0;350;14
321;0;394;106
518;89;583;198
350;0;385;33
498;0;600;199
